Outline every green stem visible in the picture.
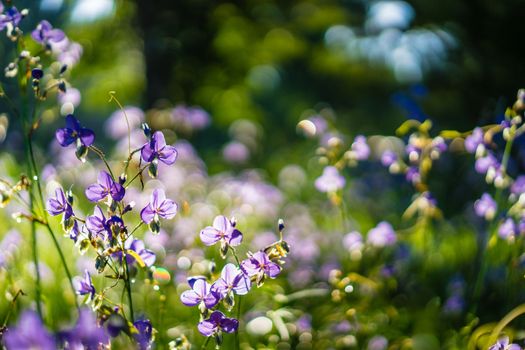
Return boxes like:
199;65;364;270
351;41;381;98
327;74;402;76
201;336;211;350
89;146;116;180
30;193;43;318
123;254;134;322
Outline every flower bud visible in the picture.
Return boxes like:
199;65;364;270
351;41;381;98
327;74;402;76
142;123;152;138
148;159;158;178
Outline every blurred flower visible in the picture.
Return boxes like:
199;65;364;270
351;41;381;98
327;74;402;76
105;106;145;139
171;105;210;132
133;319;153;350
31;20;65;46
465;128;485;154
60;308;109;349
223;141;250;164
474;193;497;220
350;135;370;160
343;231;364;252
381;150;397;166
315;166;345;193
75;270;95;300
197;310;238;337
367;221;397;247
3;310;56;350
368;335;388;350
0;7;24;32
498;218;516;240
488;337;521;350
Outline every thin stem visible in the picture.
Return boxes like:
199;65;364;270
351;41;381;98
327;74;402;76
125;165;148;188
30;192;43;318
89;146;116;180
108;91;132;159
2;289;25;328
123;253;134;322
201;336;211;350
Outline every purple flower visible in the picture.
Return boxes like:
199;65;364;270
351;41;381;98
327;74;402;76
351;135;370;160
315;166;345;193
85;171;125;203
197;311;239;337
474;193;497;220
366;221;397;247
367;336;388;350
180;278;219;309
3;310;56;350
114;239;156;267
55;114;95;148
405;166;420;184
86;206;125;241
381;150;397;167
133;319;153;350
499;218;516;240
241;251;281;286
31;20;65;46
46;187;72;218
343;231;364;252
141;131;178;165
475;154;499;175
511;176;525;196
200;215;243;249
489;337;522;350
211;263;251;298
140;189;177;233
60;308;109;350
75;270;96;300
0;7;23;31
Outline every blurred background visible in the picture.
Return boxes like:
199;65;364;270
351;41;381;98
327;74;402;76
2;0;524;176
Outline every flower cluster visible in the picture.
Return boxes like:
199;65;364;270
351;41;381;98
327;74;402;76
45;112;180;348
181;216;288;345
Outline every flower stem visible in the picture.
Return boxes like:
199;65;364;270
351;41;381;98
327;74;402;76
30;192;43;319
123;254;135;322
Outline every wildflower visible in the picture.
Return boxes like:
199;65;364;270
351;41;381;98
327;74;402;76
180;278;219;309
85;170;125;203
0;7;24;32
133;319;153;350
488;337;521;350
113;238;156;267
197;310;238;337
474;193;497;220
350;135;370;160
366;221;397;247
55;114;94;148
3;310;56;350
475;154;499;175
86;206;125;241
75;270;95;300
212;263;251;298
498;218;516;240
465;127;485;154
55;114;94;161
315;166;345;193
241;251;281;287
511;176;525;196
381;150;397;167
200;215;243;258
46;187;73;217
60;308;109;349
31;20;65;46
140;189;177;234
141;131;177;165
343;231;364;252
